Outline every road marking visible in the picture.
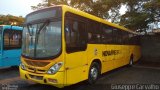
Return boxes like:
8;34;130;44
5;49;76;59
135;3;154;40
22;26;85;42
133;65;160;70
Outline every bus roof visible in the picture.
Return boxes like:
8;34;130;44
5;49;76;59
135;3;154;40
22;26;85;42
0;25;23;31
26;5;138;35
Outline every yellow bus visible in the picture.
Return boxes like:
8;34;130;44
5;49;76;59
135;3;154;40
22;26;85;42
20;5;141;88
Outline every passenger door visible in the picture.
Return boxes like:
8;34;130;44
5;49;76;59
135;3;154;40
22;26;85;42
65;13;88;85
2;30;22;67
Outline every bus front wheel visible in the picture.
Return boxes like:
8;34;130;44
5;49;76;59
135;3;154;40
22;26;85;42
88;62;100;84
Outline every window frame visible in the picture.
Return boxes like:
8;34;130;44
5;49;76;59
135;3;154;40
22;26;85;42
3;29;22;50
65;12;87;53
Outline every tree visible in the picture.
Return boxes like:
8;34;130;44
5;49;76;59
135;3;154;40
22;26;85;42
0;15;24;26
119;0;152;33
144;0;160;29
31;0;124;23
119;0;160;32
31;0;160;32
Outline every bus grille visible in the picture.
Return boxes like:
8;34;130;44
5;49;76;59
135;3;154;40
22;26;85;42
29;74;43;80
27;67;46;74
25;60;50;67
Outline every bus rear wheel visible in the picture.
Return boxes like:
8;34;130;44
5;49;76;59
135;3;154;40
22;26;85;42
88;62;100;84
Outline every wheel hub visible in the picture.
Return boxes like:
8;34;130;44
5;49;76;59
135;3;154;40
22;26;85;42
91;67;98;80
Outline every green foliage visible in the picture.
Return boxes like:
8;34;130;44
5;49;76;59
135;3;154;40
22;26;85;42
144;0;160;22
120;0;160;32
31;0;123;23
120;0;149;31
0;15;24;26
31;0;160;32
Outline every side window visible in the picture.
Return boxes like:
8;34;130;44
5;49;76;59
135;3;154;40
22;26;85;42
102;25;113;44
130;35;140;45
135;35;140;45
129;33;134;44
4;30;22;50
121;31;129;44
65;17;87;53
65;19;77;46
122;31;129;45
113;28;122;44
88;21;101;43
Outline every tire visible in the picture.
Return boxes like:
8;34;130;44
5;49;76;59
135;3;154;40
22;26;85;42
88;62;100;84
129;57;133;66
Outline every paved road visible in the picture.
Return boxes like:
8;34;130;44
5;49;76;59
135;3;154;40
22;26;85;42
0;62;160;90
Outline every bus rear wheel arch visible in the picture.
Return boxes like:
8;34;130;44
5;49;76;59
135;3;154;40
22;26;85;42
88;60;101;84
129;54;134;66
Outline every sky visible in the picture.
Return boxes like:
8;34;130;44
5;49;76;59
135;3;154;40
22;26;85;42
120;5;127;15
0;0;41;17
0;0;127;17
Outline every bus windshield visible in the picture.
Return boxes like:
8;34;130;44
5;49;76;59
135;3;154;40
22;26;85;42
22;7;62;59
22;21;61;59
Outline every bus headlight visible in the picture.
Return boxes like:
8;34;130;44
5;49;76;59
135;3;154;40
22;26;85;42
20;63;26;70
47;62;63;74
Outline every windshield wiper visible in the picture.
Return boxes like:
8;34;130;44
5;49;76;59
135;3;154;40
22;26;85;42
37;20;50;34
27;23;33;36
34;20;50;57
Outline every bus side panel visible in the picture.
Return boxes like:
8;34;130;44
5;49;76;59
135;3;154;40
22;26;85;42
133;46;141;62
122;45;141;65
114;45;126;68
122;45;130;66
122;45;133;65
65;51;88;85
1;49;21;67
0;57;2;67
121;45;133;66
101;60;115;74
101;45;115;73
104;45;130;72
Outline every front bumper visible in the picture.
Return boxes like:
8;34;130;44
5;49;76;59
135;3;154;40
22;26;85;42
19;67;65;88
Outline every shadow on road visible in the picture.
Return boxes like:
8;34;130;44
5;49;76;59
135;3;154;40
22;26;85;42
18;82;94;90
135;58;160;69
0;66;19;74
1;59;160;90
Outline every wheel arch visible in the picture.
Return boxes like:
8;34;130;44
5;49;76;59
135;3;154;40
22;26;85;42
130;54;134;61
89;59;102;74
